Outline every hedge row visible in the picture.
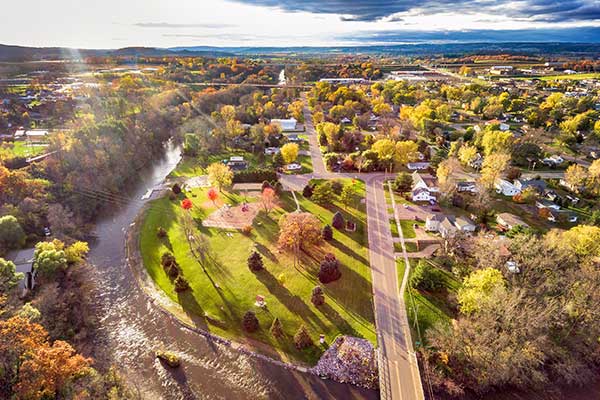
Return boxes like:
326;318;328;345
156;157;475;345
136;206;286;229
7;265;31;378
233;168;278;183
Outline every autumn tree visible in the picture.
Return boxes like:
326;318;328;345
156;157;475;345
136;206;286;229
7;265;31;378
207;187;219;206
207;162;233;192
587;159;600;194
260;187;277;214
311;286;325;306
280;143;299;164
394;140;419;165
247;250;264;272
0;258;23;293
458;144;478;166
294;325;313;349
458;268;506;314
278;213;322;263
340;184;358;210
564;164;588;194
270;317;284;338
0;215;26;251
479;153;511;190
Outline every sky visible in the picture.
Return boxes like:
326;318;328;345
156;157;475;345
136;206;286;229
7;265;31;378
2;0;600;48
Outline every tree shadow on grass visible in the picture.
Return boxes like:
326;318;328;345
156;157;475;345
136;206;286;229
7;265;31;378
318;302;358;338
330;238;369;266
177;290;208;331
254;242;278;263
254;269;328;332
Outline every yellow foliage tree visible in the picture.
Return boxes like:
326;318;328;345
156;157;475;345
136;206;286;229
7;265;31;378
280;143;299;164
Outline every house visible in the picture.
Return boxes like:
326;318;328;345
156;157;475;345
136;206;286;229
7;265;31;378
514;179;546;193
454;216;477;233
496;212;529;230
490;66;514;75
425;213;444;232
456;181;478;194
505;261;520;274
495;179;521;196
439;217;458;238
469;153;484;169
407;162;430;171
270;118;297;132
535;199;560;210
411;171;438;203
542;155;564;167
486;119;510;131
264;147;280;155
6;248;36;292
340;117;352;125
226;156;248;171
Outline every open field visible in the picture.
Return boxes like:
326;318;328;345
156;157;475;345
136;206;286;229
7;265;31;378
139;178;375;364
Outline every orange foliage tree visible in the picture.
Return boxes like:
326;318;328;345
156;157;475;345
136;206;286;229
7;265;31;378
278;212;322;265
260;187;278;214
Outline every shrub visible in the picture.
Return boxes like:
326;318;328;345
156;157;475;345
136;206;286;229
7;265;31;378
161;252;177;268
294;325;313;349
157;227;167;238
261;180;273;191
302;184;314;198
270;317;284;338
233;168;278;183
174;276;190;292
155;350;181;368
322;224;333;241
247;250;264;272
311;286;325;306
410;261;446;292
241;225;253;235
172;183;182;194
318;253;342;283
168;192;177;201
332;211;344;230
242;311;259;332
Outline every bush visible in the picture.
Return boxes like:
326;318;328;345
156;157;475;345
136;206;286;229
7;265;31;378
233;168;278;183
242;311;259;332
270;317;284;338
156;350;181;368
172;183;182;194
168;192;177;201
302;184;314;198
332;211;344;230
322;225;333;241
161;251;180;277
318;253;342;284
410;261;446;292
174;276;190;292
247;250;264;272
157;227;167;238
261;180;273;191
241;225;253;235
294;325;313;349
311;286;325;306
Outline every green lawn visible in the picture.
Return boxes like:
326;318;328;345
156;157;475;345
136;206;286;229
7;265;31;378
400;220;416;239
541;72;600;81
390;219;399;237
2;141;47;158
139;178;374;364
401;260;460;347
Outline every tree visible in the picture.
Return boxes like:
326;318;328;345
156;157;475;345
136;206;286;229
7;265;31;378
395;140;419;165
270;317;284;338
242;311;259;332
272;151;284;167
560;225;600;258
311;286;325;306
479;153;511;189
410;261;446;292
174;276;190;292
18;303;41;321
64;241;89;263
564;164;588;194
172;183;182;194
247;250;264;272
332;211;344;230
482;130;514;156
294;325;313;349
393;172;413;194
278;213;322;262
302;184;313;198
207;163;233;192
458;268;505;314
322;224;333;241
339;184;357;210
181;198;193;210
0;215;25;251
183;133;200;156
458;145;478;166
34;241;67;275
46;204;77;239
207;188;219;206
260;187;277;214
318;253;342;283
311;182;335;205
372;138;396;161
587;159;600;194
0;258;22;293
280;143;299;164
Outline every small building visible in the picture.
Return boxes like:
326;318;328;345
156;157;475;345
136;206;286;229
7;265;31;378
514;179;546;193
496;212;529;230
456;181;478;194
495;179;521;196
439;217;458;238
425;213;444;232
270;118;298;132
226;156;248;171
454;216;477;233
490;66;514;75
264;147;280;155
407;162;430;171
535;199;560;211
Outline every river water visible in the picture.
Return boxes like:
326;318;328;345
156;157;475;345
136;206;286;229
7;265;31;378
87;140;378;400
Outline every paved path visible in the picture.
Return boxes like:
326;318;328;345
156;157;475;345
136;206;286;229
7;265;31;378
284;97;425;400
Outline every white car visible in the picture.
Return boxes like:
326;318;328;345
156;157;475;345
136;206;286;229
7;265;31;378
286;163;302;171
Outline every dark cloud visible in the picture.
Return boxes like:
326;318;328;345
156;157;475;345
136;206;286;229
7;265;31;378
232;0;600;23
340;27;600;43
135;22;234;29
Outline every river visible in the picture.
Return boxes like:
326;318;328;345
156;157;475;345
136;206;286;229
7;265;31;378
87;140;378;400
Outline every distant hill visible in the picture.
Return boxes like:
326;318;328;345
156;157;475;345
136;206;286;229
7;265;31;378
0;44;233;61
1;42;600;62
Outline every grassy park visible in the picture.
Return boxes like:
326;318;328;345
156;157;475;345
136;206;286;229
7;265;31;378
139;177;374;364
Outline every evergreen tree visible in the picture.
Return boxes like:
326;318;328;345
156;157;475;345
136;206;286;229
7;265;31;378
242;311;259;332
322;224;333;241
247;250;264;272
270;317;284;338
294;325;313;349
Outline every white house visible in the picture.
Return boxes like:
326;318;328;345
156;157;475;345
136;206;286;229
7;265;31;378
497;213;529;230
270;118;297;132
407;162;430;171
495;179;521;196
411;171;438;203
425;213;443;232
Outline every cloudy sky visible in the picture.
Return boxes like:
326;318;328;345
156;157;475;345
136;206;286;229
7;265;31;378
2;0;600;48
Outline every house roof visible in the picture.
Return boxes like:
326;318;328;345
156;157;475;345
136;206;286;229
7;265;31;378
440;217;458;232
455;216;475;229
426;213;444;222
497;212;529;227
